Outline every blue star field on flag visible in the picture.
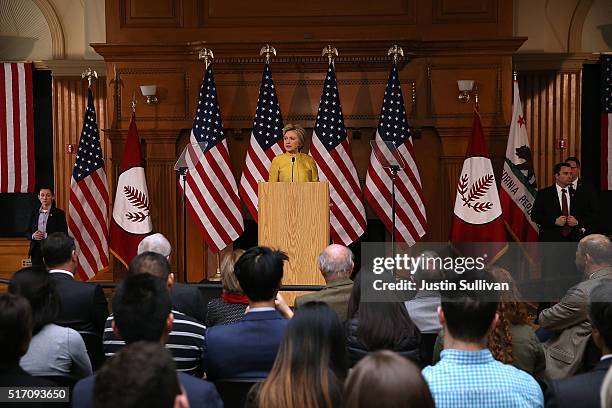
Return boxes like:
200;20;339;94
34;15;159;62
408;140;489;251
378;64;411;147
73;89;104;181
314;65;346;150
192;66;225;152
252;64;284;149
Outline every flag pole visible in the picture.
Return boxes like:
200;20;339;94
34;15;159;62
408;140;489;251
387;45;404;270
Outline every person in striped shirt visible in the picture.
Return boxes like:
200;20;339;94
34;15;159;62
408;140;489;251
102;252;206;377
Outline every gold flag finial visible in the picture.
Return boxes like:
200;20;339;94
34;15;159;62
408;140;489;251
81;68;98;88
387;44;404;64
198;48;215;69
322;45;339;65
259;44;277;64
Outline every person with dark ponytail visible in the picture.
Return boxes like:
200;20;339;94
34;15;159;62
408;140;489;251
250;302;347;408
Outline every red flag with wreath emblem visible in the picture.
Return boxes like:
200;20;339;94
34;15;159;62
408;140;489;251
109;113;153;266
450;109;507;262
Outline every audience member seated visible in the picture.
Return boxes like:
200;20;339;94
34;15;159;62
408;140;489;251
93;342;189;408
545;281;612;408
344;350;434;408
137;233;205;323
204;246;293;380
601;365;612;408
422;269;543;408
405;250;443;366
538;234;612;380
405;251;443;335
42;232;109;370
345;273;421;367
9;267;92;381
433;266;545;377
0;293;55;387
248;302;347;408
295;244;354;322
103;252;206;377
73;274;221;408
206;248;248;327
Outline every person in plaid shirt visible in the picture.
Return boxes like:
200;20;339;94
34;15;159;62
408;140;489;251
422;269;544;408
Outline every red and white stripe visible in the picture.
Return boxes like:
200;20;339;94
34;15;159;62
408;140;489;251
239;135;283;222
364;132;427;245
0;63;34;193
181;136;244;253
310;135;366;245
69;168;109;280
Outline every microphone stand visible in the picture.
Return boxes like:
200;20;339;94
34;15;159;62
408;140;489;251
291;157;296;182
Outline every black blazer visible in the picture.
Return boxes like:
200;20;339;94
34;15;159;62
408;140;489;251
531;184;591;242
26;205;68;256
49;271;109;337
171;282;206;323
545;357;612;408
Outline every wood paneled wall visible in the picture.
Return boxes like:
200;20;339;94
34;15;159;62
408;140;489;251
87;0;526;282
517;71;582;188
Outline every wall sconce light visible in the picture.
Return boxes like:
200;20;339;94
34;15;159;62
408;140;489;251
457;80;474;103
139;85;158;105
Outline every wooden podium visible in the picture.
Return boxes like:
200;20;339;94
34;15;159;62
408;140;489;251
258;182;329;304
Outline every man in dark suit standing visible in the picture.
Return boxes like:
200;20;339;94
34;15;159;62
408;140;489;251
203;246;293;380
532;162;593;286
41;232;109;369
565;156;599;233
26;187;67;266
545;281;612;408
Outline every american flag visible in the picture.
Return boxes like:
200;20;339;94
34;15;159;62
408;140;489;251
1;63;35;193
364;64;427;244
68;89;109;280
602;55;612;190
239;63;284;221
310;64;366;245
181;65;243;252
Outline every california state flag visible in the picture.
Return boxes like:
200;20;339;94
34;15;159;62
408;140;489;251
109;113;153;266
450;109;507;262
500;81;538;243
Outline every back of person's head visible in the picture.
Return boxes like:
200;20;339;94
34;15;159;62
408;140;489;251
318;244;354;281
234;246;288;302
41;232;75;268
348;273;418;351
412;250;444;284
589;281;612;353
0;293;33;364
344;350;435;408
137;233;172;258
112;274;172;344
258;302;347;408
8;267;60;335
486;266;528;364
577;234;612;266
441;269;499;343
128;251;171;280
220;249;245;294
93;342;186;408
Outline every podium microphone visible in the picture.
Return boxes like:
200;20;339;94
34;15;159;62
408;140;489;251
291;157;296;182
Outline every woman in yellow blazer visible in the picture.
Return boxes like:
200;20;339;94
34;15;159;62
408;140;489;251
268;124;319;182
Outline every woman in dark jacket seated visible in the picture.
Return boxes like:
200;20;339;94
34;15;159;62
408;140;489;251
205;249;247;327
345;273;421;367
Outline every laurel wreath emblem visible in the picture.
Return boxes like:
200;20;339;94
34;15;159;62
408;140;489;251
457;174;494;213
123;185;150;223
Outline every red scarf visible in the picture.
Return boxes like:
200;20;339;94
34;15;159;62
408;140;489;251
221;293;249;305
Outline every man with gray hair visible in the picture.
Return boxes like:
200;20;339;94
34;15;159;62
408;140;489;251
138;233;205;323
294;244;354;321
538;234;612;380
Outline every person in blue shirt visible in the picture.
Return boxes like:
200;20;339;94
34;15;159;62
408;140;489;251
422;269;544;408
